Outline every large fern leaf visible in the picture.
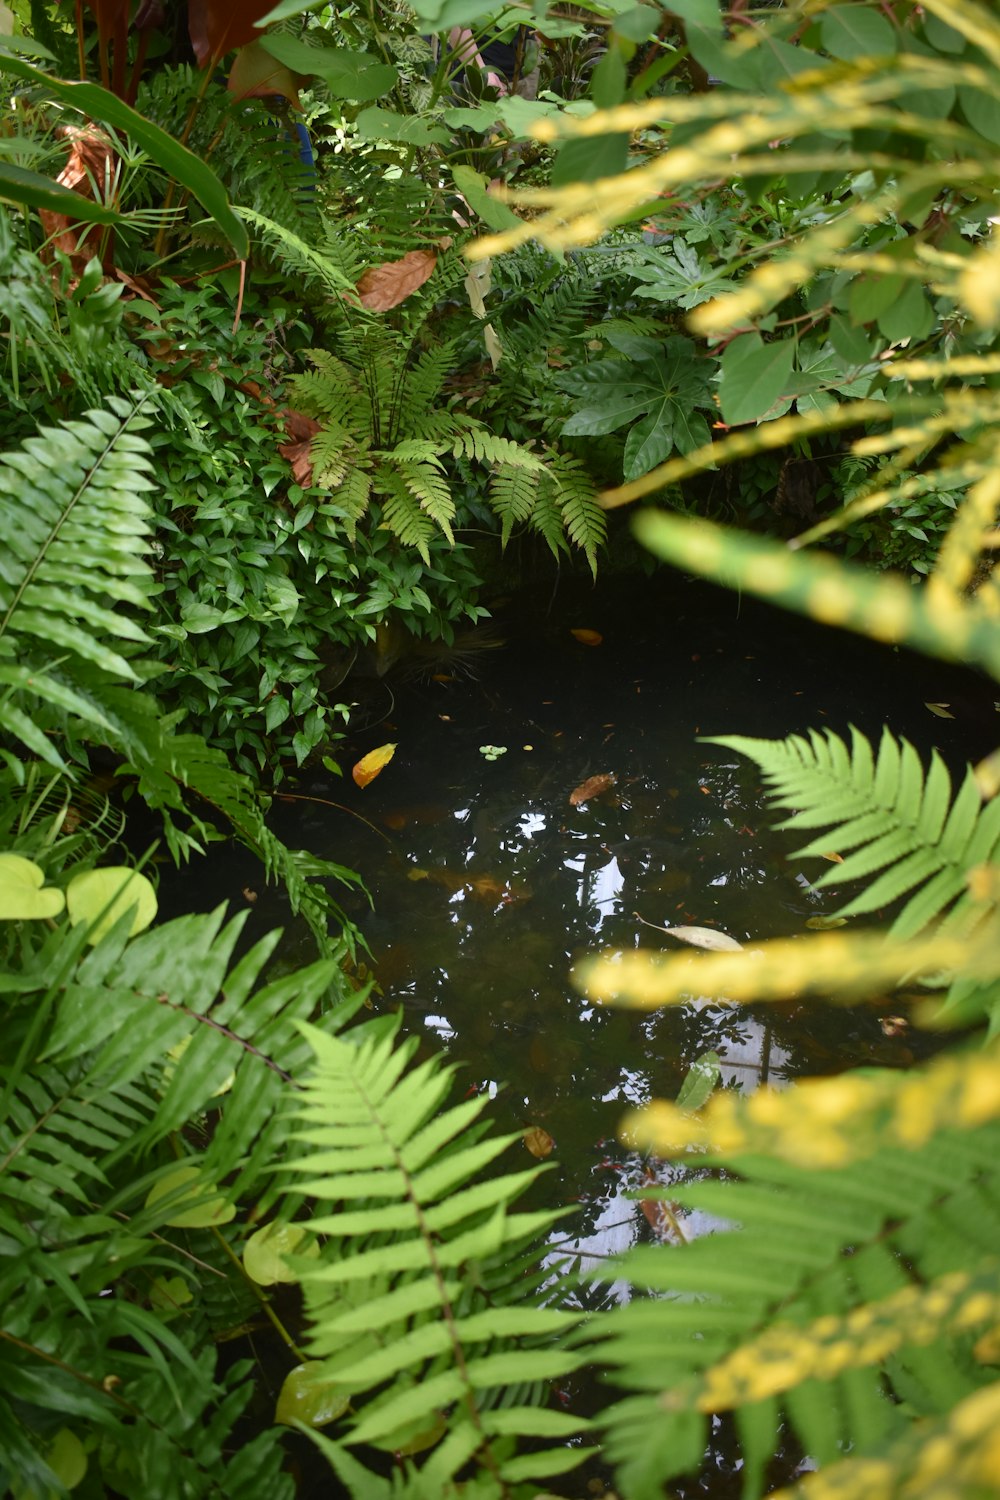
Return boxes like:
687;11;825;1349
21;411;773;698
707;725;1000;939
589;1123;1000;1500
286;1019;593;1494
0;398;154;770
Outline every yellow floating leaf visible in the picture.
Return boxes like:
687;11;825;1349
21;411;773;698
523;1124;555;1158
0;852;65;921
352;742;397;788
819;850;844;863
925;701;955;719
66;867;157;944
805;915;848;930
276;1362;351;1428
144;1166;236;1228
570;628;603;645
243;1222;319;1286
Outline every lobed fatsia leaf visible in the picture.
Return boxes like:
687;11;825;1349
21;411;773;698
287;1020;586;1488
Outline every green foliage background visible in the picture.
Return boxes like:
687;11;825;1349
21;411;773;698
3;0;1000;1494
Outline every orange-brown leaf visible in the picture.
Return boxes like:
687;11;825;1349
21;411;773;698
352;743;397;788
188;0;277;69
356;250;437;312
570;628;602;646
228;40;302;106
278;409;321;487
523;1125;555;1159
569;772;616;807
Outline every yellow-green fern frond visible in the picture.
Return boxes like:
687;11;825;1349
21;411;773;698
550;454;606;579
488;466;541;547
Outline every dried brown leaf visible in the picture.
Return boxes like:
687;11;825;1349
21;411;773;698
356;250;437;312
569;773;616;807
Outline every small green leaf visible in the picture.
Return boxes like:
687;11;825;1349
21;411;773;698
276;1362;351;1428
65;867;157;943
244;1222;319;1285
356;107;451;146
676;1051;721;1113
145;1166;236;1229
261;35;396;99
11;1428;88;1498
718;334;796;425
0;853;65;920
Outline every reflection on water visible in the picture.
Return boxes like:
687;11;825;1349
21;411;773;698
222;574;993;1302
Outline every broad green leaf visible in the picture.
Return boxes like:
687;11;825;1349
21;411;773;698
10;1428;87;1498
355;107;451;146
664;0;723;31
958;86;1000;146
144;1165;236;1228
0;163;122;223
276;1362;351;1427
718;334;796;425
451;165;520;231
0;47;248;258
820;6;896;60
244;1222;319;1284
0;853;65;920
877;281;935;345
66;867;157;943
849;272;903;326
551;132;629;187
613;4;659;43
261;34;396;99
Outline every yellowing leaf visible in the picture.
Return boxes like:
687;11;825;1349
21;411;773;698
663;924;743;952
0;852;65;921
819;850;844;863
66;867;157;944
569;772;616;807
144;1166;235;1228
356;249;437;311
805;915;848;930
523;1124;555;1158
352;742;397;788
570;628;603;645
9;1428;88;1498
276;1362;351;1428
243;1222;319;1285
925;701;955;718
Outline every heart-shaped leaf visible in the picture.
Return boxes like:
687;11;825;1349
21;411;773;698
0;853;65;920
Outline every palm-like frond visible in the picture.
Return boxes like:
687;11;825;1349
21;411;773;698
286;1020;593;1494
708;726;1000;939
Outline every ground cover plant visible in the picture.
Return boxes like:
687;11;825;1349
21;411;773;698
3;0;1000;1494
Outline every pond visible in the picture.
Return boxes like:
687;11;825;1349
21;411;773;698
163;566;998;1492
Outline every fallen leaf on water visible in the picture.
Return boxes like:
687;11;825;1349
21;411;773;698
352;742;397;788
523;1125;555;1159
925;702;955;719
879;1014;909;1037
662;924;743;952
570;628;602;646
570;772;616;807
819;850;844;863
242;887;257;904
356;249;437;311
805;914;847;930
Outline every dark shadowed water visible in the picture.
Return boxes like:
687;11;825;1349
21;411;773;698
164;567;998;1493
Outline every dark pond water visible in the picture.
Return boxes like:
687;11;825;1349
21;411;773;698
165;567;998;1491
191;570;997;1254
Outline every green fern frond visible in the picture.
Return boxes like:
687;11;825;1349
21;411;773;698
311;424;362;488
240;210;354;300
488;467;541;547
525;484;571;563
0;398;154;771
384;455;456;543
550;454;607;579
452;424;546;473
319;468;374;544
590;1123;1000;1500
378;473;445;563
286;1019;591;1491
706;726;1000;939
